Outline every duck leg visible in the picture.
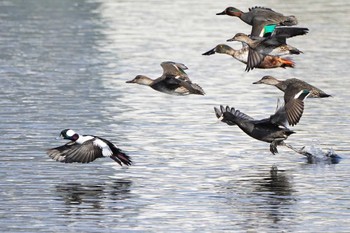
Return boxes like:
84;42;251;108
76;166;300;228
283;143;313;157
270;141;279;154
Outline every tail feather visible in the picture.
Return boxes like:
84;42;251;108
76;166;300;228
319;92;331;98
214;105;254;126
110;150;132;166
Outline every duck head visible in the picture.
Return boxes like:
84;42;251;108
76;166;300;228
60;129;79;141
253;76;280;85
126;75;153;86
202;44;234;55
216;7;242;17
227;33;250;43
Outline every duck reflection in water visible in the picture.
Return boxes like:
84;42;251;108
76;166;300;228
254;165;294;197
253;166;295;224
221;166;295;228
55;179;133;208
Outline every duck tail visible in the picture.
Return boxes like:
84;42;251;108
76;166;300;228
279;57;294;68
110;150;132;166
214;105;254;126
319;92;332;98
189;83;205;95
214;106;237;125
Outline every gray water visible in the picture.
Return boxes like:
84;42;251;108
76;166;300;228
1;0;350;232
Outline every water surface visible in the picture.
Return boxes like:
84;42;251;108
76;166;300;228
0;0;350;232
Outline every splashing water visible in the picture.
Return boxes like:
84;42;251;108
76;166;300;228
285;144;341;164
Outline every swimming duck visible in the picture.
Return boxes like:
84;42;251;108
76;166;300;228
47;129;132;166
214;91;309;154
126;61;205;95
216;6;298;37
227;26;308;71
253;76;332;98
202;44;294;69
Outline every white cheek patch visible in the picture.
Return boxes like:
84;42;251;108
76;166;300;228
93;139;113;157
66;129;76;137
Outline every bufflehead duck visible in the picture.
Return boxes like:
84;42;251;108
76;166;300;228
47;129;132;166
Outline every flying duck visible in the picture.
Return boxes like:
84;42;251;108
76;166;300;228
227;25;308;71
202;44;294;69
214;90;310;154
253;76;331;98
126;61;205;95
216;6;298;37
47;129;132;166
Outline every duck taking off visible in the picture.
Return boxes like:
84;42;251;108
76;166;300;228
214;90;310;154
47;129;132;166
126;61;205;96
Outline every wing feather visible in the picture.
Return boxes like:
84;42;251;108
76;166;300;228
47;140;103;163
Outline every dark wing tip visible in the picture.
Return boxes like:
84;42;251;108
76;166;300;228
111;150;132;166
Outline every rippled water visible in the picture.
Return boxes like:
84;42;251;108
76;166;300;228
1;0;350;232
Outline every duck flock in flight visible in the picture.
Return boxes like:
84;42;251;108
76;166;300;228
47;5;334;166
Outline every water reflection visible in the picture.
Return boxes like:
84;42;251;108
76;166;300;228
220;166;296;230
253;166;295;224
55;179;133;209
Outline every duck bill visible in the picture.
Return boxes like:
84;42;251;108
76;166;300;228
226;38;236;42
125;80;134;83
56;135;64;140
202;48;215;56
216;10;226;15
252;81;262;84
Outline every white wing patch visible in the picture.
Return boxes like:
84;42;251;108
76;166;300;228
93;138;113;157
76;135;94;144
294;90;304;99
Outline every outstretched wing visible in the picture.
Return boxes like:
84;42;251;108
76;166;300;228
47;140;103;163
272;26;309;41
246;48;265;71
161;61;189;80
284;89;310;126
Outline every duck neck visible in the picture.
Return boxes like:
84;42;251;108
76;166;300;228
275;81;287;92
239;36;254;47
239;12;252;24
218;44;237;56
137;76;154;86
